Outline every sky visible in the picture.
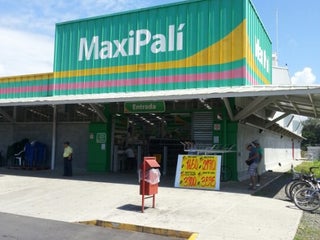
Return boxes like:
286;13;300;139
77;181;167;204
0;0;319;85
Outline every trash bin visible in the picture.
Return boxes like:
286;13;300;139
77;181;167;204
139;157;161;212
140;168;161;195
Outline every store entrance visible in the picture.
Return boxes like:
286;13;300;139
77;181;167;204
112;112;191;175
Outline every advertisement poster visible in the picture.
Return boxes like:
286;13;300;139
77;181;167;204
174;155;221;190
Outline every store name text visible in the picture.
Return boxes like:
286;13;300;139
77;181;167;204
255;38;270;73
78;23;185;61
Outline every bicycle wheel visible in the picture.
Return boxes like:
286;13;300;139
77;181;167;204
220;165;232;182
285;179;300;200
293;188;320;212
289;181;312;201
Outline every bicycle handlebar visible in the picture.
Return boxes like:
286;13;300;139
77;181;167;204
309;166;319;173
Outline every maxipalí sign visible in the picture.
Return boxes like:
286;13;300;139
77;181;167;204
53;0;271;96
78;23;185;61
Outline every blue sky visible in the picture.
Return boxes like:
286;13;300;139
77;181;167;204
254;0;319;85
0;0;318;85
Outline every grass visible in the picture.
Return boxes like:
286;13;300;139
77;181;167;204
294;212;320;240
293;160;320;240
293;160;320;178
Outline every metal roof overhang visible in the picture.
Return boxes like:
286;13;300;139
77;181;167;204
1;85;320;118
1;84;320;106
1;85;319;139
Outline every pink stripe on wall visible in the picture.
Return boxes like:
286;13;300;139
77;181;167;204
245;70;259;85
0;67;258;94
0;85;50;94
52;67;247;91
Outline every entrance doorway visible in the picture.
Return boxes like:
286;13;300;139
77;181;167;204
109;99;226;176
112;112;191;175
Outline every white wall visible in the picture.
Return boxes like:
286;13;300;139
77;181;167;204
307;146;320;160
0;122;89;171
237;123;301;181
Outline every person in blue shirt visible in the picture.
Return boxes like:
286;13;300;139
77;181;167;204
245;143;259;190
252;140;263;186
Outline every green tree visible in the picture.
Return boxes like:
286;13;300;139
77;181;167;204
301;118;320;150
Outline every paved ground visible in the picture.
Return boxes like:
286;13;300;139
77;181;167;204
0;212;184;240
0;163;303;240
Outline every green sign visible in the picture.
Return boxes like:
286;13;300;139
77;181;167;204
96;132;107;143
124;101;165;113
52;0;271;97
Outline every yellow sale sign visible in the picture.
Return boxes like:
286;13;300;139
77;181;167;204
174;155;221;190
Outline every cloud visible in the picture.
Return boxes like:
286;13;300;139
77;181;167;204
291;67;316;85
0;27;54;77
0;0;177;77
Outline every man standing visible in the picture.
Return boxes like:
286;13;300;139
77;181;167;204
125;145;136;171
252;140;263;186
63;141;73;176
246;143;259;190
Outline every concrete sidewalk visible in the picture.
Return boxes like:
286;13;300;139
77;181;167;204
0;167;302;240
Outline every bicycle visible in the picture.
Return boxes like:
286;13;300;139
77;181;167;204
220;164;232;182
293;186;320;212
285;166;319;201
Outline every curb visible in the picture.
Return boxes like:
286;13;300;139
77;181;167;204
79;220;198;240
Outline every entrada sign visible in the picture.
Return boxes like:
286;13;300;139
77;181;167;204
124;101;165;113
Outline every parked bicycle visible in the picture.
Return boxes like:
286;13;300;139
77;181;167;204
285;166;319;201
220;164;232;182
293;184;320;212
285;166;320;212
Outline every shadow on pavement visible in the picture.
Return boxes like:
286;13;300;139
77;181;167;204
252;172;291;198
0;167;289;196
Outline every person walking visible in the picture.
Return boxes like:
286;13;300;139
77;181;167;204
63;141;73;176
245;143;259;190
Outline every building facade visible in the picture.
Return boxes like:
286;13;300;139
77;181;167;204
0;0;301;181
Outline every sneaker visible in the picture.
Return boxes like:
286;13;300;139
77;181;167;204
249;183;253;186
256;183;260;187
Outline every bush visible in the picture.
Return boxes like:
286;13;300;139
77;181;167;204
294;161;320;178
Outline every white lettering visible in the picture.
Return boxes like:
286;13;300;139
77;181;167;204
78;23;186;61
128;30;135;56
100;41;112;59
132;103;156;110
168;25;175;51
255;38;270;73
78;36;99;61
177;23;185;50
151;34;166;53
135;29;151;55
113;39;128;57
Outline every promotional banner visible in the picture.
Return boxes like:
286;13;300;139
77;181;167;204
174;155;221;190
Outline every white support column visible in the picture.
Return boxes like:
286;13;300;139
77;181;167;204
163;146;168;176
51;105;57;170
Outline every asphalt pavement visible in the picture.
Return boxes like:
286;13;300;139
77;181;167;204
0;162;303;240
